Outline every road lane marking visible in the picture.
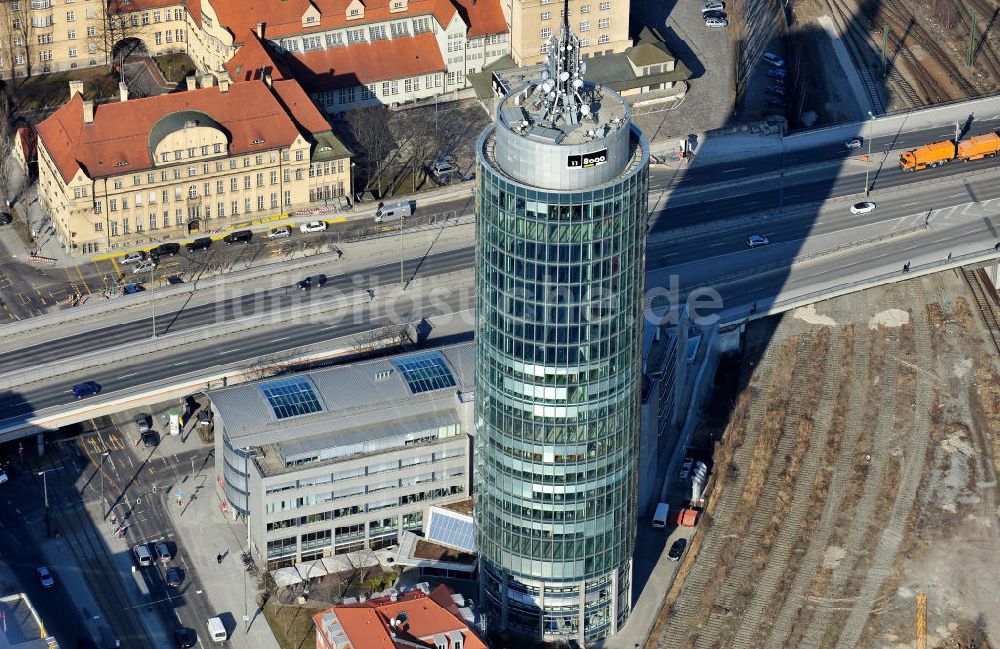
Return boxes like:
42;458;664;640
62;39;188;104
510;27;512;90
270;336;291;342
219;348;240;354
710;242;728;247
173;361;189;366
721;167;745;173
117;372;138;379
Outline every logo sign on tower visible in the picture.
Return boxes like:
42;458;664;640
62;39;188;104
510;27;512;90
567;149;608;169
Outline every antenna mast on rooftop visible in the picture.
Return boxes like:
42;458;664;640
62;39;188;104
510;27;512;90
538;0;589;126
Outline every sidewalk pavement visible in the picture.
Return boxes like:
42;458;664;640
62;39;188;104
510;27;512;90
157;428;281;649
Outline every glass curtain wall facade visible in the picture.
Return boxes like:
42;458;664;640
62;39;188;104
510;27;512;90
475;129;649;641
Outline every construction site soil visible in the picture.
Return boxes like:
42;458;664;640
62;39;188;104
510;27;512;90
647;268;1000;649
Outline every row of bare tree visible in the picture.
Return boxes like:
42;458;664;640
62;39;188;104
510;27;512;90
0;0;147;86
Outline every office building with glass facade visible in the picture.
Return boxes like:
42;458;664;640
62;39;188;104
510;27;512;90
473;24;650;644
209;344;475;570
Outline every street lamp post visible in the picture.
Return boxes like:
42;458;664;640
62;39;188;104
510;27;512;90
37;469;54;537
150;265;157;339
865;111;874;196
100;451;110;519
399;216;405;288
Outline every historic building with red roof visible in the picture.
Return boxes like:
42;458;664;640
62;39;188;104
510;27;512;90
36;74;351;256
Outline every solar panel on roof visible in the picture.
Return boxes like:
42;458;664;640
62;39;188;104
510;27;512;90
260;376;322;419
426;509;477;553
393;352;456;394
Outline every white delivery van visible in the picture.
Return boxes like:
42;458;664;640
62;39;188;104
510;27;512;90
374;200;414;223
652;502;670;528
207;617;227;643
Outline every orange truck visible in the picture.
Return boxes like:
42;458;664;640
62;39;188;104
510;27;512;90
899;132;1000;171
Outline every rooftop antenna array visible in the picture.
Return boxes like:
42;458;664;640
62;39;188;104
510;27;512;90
537;0;591;126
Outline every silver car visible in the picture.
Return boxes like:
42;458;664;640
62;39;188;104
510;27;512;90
746;234;770;248
121;251;146;264
133;260;158;274
705;16;728;27
702;1;724;12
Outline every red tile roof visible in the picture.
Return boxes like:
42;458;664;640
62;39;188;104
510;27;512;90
287;33;446;91
313;585;486;649
208;0;505;44
450;0;507;37
224;30;290;82
37;81;311;183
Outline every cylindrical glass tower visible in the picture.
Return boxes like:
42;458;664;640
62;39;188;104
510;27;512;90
474;26;649;644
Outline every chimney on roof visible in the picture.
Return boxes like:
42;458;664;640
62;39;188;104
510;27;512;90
68;79;84;99
263;72;272;88
186;75;197;92
256;22;265;38
219;71;232;93
82;100;95;124
119;81;129;102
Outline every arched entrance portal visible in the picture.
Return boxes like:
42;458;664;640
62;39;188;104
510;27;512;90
111;38;149;64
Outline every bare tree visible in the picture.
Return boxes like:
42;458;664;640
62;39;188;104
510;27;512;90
245;351;300;381
348;106;395;198
0;127;13;208
94;0;144;70
0;0;34;82
351;323;413;357
404;112;443;192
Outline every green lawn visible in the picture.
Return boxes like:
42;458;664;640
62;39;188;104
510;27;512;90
154;53;196;84
7;67;119;110
263;601;316;649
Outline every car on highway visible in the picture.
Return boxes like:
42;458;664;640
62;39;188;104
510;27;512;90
300;221;328;233
134;413;151;433
702;1;724;12
267;226;292;239
767;67;787;78
165;567;183;588
141;430;160;448
185;237;212;253
845;138;864;150
667;538;688;562
155;242;181;257
173;628;197;648
133;260;158;274
223;230;253;244
122;283;145;295
121;251;146;264
297;274;328;290
72;381;101;399
37;566;55;588
133;544;153;567
850;201;877;214
746;234;770;248
705;16;728;26
762;52;784;67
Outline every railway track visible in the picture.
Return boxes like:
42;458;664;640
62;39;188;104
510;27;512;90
961;266;1000;354
824;0;889;113
949;0;1000;89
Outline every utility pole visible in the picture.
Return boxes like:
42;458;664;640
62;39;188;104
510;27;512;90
865;111;874;196
881;24;889;77
399;216;405;288
100;451;110;519
968;10;977;68
37;469;55;537
150;264;157;338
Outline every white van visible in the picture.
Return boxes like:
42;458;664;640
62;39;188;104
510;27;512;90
374;201;414;223
207;617;227;643
652;502;670;528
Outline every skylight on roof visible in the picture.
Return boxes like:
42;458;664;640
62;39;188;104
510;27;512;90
260;376;322;419
393;352;456;394
426;507;476;553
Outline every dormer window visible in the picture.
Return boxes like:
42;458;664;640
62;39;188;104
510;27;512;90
251;138;264;145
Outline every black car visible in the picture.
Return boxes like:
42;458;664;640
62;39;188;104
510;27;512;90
703;9;725;19
141;430;160;448
668;538;688;562
185;237;212;253
173;628;197;649
0;212;11;226
223;230;253;244
764;87;784;97
155;242;181;257
297;274;328;290
165;566;183;588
